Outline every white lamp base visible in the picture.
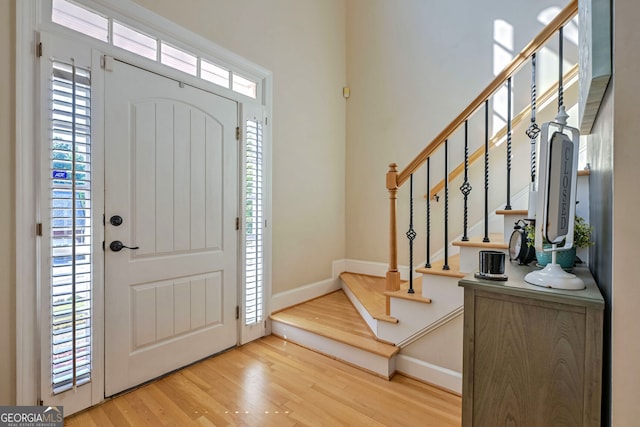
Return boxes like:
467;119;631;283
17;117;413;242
524;263;585;290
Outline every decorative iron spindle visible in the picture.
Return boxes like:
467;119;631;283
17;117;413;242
443;140;450;270
558;26;564;111
425;158;431;268
406;174;416;294
460;121;471;241
526;53;540;185
483;100;490;243
505;77;513;210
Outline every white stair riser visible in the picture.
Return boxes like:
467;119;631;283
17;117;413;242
502;213;528;244
459;246;508;274
421;274;465;300
378;276;463;344
271;320;395;378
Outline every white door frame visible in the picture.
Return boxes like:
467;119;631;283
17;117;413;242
16;0;272;406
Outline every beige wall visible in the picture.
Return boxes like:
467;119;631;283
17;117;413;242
345;0;573;264
612;0;640;424
0;0;16;406
132;0;347;293
402;315;463;373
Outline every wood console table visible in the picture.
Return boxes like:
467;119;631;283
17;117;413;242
459;264;604;426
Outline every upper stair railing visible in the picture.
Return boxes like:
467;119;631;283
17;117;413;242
385;0;579;294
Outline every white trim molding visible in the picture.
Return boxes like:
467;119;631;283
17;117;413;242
343;259;413;280
16;0;39;406
270;259;346;313
395;354;462;395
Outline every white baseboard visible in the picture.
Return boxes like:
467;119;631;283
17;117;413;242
270;277;340;313
332;258;348;278
395;354;462;395
343;259;413;280
270;259;347;312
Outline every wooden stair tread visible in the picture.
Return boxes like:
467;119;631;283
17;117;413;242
452;233;507;249
340;272;395;322
495;209;528;216
416;254;466;278
270;290;399;358
384;276;432;304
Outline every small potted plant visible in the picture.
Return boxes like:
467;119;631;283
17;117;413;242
525;215;593;269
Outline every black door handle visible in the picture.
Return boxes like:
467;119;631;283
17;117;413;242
110;240;140;252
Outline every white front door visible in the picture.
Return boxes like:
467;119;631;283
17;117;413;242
104;59;239;396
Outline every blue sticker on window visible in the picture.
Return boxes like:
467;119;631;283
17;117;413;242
52;170;69;179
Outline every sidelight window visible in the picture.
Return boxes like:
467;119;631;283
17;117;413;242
244;119;264;325
49;61;93;394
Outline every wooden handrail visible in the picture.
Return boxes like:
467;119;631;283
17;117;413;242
395;0;578;188
428;63;579;200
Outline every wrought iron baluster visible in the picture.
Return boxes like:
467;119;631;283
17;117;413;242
443;140;450;270
483;100;490;243
505;77;513;210
406;174;416;294
425;158;431;268
558;26;564;111
460;120;471;241
526;53;540;184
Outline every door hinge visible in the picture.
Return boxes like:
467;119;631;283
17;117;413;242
236;127;241;141
35;223;43;237
236;217;240;230
36;42;43;58
101;55;114;71
236;306;240;320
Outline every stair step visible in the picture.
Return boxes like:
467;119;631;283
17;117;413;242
452;233;507;249
416;254;466;279
453;234;509;273
270;290;398;378
384;276;432;304
340;272;399;323
496;209;528;216
270;290;397;357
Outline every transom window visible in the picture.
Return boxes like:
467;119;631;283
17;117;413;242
51;0;258;99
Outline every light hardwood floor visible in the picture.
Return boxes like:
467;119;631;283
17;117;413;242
66;336;461;426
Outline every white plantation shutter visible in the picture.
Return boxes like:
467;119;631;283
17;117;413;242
244;119;264;325
49;61;93;394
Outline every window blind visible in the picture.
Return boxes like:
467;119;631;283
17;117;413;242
245;119;264;325
50;61;93;394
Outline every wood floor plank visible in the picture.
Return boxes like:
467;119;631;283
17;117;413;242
66;336;461;426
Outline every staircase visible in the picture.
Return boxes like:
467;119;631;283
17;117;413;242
271;0;583;395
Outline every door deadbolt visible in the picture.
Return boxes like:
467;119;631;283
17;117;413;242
110;215;123;226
